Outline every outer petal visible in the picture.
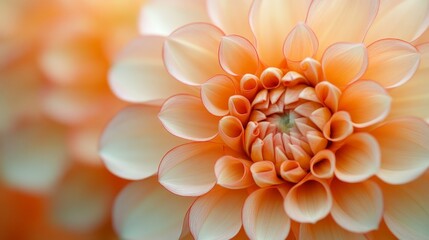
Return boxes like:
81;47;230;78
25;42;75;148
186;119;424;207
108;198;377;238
219;35;259;76
300;216;366;240
283;23;318;66
389;44;429;119
371;118;429;184
284;176;332;223
109;36;195;103
243;187;291;240
113;177;195;240
163;23;224;86
322;43;368;89
338;80;391;128
99;105;186;180
365;0;429;44
307;0;379;58
190;187;247;240
334;133;381;183
381;171;429;240
249;0;312;66
362;39;420;89
139;0;210;36
207;0;254;42
158;142;225;196
331;180;383;233
0;121;68;193
159;94;220;141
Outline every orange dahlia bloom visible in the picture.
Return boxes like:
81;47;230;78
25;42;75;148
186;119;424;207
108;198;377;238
102;0;429;239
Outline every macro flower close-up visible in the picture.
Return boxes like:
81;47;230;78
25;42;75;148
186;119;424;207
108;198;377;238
100;0;429;239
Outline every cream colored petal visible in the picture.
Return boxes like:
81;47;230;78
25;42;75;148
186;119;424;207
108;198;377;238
190;187;247;240
215;156;254;189
163;23;224;86
300;215;366;240
284;176;332;223
365;0;429;44
381;171;429;240
207;0;254;43
306;0;378;58
139;0;210;36
371;118;429;184
250;0;312;66
334;133;381;183
219;35;259;76
389;44;429;119
201;74;237;116
243;187;291;240
100;105;186;180
283;23;318;69
0;121;68;193
159;94;220;141
109;36;195;103
114;177;195;240
158;142;224;197
331;180;383;233
322;43;368;89
362;39;420;89
339;80;391;128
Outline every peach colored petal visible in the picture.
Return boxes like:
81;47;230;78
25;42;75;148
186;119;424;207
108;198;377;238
100;105;186;180
300;58;324;86
365;220;397;240
250;0;312;66
284;176;332;223
206;0;254;43
334;133;381;183
229;95;251;125
381;171;429;239
331;180;383;233
413;26;429;45
280;161;307;183
163;23;225;86
364;0;429;44
158;142;225;197
190;187;247;240
306;131;328;155
218;116;244;153
306;0;378;58
322;43;368;89
0;121;68;193
371;118;429;184
323;111;353;142
240;74;260;100
139;0;210;36
109;36;195;103
339;80;391;128
159;94;220;141
243;187;291;240
260;67;283;89
215;156;254;189
250;161;284;187
315;81;341;112
309;107;331;131
362;39;420;89
300;215;366;240
310;150;335;179
389;44;429;120
113;177;195;240
201;74;237;116
219;35;259;76
283;23;318;69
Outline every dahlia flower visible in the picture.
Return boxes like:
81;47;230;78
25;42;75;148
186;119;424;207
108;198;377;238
102;0;429;239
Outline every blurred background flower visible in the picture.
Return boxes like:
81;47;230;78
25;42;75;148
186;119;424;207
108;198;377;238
0;0;143;238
